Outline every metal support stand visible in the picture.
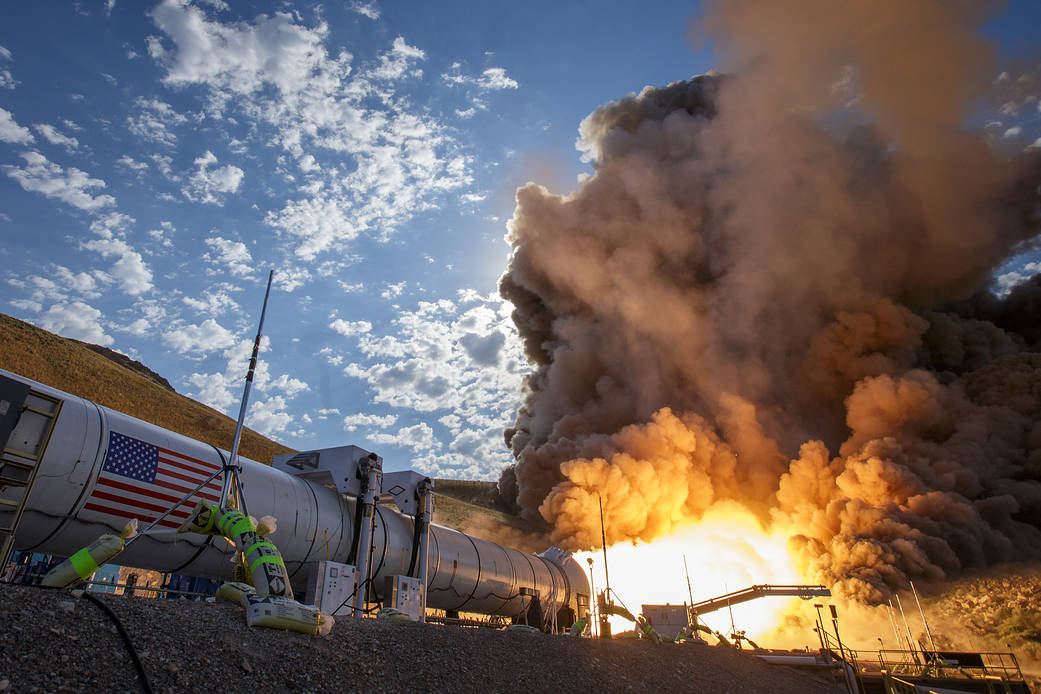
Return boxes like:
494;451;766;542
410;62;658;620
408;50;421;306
415;477;433;623
353;453;381;617
829;605;859;694
597;590;612;638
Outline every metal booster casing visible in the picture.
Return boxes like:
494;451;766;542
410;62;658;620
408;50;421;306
0;369;589;621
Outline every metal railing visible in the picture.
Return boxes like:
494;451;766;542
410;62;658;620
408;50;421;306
1;570;216;600
876;648;1023;681
881;670;1020;694
425;608;512;629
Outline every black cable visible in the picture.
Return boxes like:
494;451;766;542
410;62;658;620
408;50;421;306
406;513;423;577
345;497;364;565
79;591;154;694
24;585;154;694
406;480;431;578
331;581;360;615
19;590;154;694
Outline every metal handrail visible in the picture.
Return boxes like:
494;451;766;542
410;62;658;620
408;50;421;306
1;572;216;599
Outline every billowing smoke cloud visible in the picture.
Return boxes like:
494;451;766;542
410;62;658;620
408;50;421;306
498;0;1041;604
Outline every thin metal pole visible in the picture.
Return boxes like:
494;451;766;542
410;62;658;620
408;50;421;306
223;269;274;517
683;554;695;604
587;559;597;637
896;594;919;664
830;606;857;694
886;600;903;653
683;554;697;632
725;582;736;638
598;495;610;598
909;580;938;655
813;603;827;651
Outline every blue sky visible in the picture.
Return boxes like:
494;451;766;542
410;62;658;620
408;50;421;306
1;1;1039;480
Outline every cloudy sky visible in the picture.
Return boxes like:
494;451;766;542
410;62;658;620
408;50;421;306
2;1;1039;480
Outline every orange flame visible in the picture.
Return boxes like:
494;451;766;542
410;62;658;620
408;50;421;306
578;502;817;641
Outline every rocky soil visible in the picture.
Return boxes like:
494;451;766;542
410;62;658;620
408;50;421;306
922;564;1041;674
0;584;842;694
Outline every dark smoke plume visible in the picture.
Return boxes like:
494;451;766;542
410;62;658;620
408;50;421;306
498;0;1041;604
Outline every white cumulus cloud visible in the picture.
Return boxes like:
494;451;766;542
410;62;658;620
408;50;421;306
204;236;254;277
182;151;244;204
348;2;379;20
33;123;79;151
126;96;189;147
248;395;295;436
163;317;237;355
342;412;397;431
370;422;439;453
0;108;34;144
38;301;113;346
3;152;115;211
149;2;474;263
0;46;16;89
330;318;372;336
81;214;153;296
337;292;527;478
442;64;519;91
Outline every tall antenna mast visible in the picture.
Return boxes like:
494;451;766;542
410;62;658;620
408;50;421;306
223;269;274;517
598;494;610;598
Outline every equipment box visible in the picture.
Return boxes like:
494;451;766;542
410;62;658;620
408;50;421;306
384;574;424;621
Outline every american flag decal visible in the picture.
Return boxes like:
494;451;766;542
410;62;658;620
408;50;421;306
82;431;224;529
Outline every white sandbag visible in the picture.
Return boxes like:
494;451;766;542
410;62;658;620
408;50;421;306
41;520;138;588
243;594;333;636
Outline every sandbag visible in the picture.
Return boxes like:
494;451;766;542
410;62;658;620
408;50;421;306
176;501;223;536
41;520;138;588
377;607;412;622
636;615;662;644
177;501;292;599
215;581;256;606
243;594;333;636
502;624;542;634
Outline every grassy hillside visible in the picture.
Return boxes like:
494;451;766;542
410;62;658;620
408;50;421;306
434;478;504;511
0;313;292;464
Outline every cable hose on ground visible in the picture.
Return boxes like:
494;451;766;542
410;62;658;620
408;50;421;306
27;584;154;693
78;591;154;694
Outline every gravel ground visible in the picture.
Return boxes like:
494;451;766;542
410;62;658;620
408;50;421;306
0;584;842;694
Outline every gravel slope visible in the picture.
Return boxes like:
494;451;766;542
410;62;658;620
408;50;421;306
0;584;841;693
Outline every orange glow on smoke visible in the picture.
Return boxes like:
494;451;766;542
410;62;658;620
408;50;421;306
577;502;810;640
